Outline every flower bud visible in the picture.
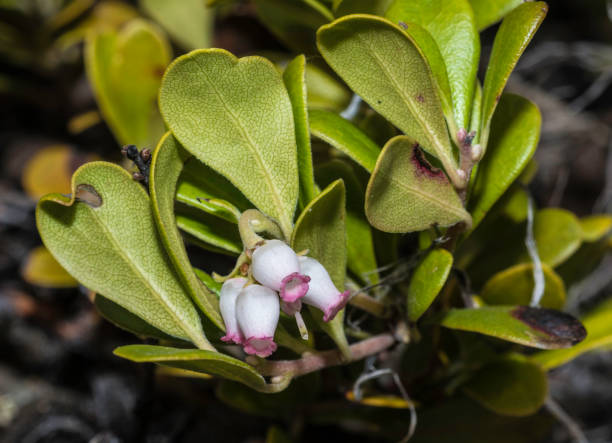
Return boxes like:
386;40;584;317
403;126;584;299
251;239;310;302
236;284;280;357
219;277;247;344
299;256;350;322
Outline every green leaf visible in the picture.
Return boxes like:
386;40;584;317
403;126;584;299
468;93;541;231
140;0;213;50
178;157;253;224
253;0;333;54
309;109;380;172
406;248;453;321
85;19;169;147
386;0;480;130
365;136;471;233
176;205;242;255
93;293;178;342
316;160;379;285
114;344;289;392
36;162;212;350
159;49;298;238
291;180;350;358
579;214;612;242
480;2;547;147
266;426;292;443
317;15;462;185
468;0;523;31
480;263;566;310
438;305;586;349
531;208;582;267
194;268;223;295
333;0;393;16
557;238;612;287
150;133;225;330
469;81;482;136
283;55;316;207
532;298;612;370
463;355;548;416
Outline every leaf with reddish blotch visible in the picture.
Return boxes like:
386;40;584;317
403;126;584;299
365;135;471;233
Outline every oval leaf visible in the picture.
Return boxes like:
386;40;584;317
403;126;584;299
317;15;461;185
480;2;547;146
468;93;541;231
85;19;169;147
291;180;350;358
532;298;612;370
114;344;289;392
283;55;316;207
159;49;298;238
481;263;566;310
176;206;242;255
438;305;586;349
463;355;548;416
531;208;582;267
309;109;381;172
579;214;612;242
407;248;453;321
386;0;480;130
36;162;212;349
365;136;471;233
150;133;225;329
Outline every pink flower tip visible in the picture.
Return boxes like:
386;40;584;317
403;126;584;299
243;336;277;358
280;272;310;302
220;333;243;345
323;290;351;322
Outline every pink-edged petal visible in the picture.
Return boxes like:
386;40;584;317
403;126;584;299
221;333;243;345
323;290;351;322
243;336;277;358
280;272;310;302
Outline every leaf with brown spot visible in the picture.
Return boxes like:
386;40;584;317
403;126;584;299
438;305;586;349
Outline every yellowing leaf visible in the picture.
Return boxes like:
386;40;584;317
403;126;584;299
22;246;78;288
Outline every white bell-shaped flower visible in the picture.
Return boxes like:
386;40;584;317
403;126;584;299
299;256;350;322
236;284;280;357
251;239;310;302
219;277;247;344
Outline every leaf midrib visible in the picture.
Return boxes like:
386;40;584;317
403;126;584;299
387;174;466;220
355;31;448;165
191;56;288;229
85;201;199;343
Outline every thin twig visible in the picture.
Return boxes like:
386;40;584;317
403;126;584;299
545;396;589;443
525;192;545;307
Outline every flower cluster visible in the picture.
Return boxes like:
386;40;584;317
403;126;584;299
219;240;350;358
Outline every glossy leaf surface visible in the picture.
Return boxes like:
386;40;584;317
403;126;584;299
468;94;541;231
480;263;565;310
406;248;453;321
309;109;380;172
160;49;298;238
480;2;547;145
317;15;461;185
36;162;211;349
365;136;471;233
283;55;316;207
114;344;289;392
531;208;582;267
468;0;522;31
579;214;612;242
